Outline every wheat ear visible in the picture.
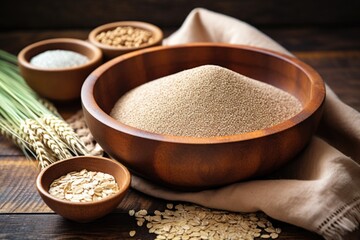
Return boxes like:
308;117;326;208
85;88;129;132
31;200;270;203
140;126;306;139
24;118;72;160
42;115;89;155
20;120;53;169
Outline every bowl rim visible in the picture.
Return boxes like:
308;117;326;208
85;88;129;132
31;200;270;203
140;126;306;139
88;21;163;51
36;156;131;206
81;42;325;144
18;38;103;72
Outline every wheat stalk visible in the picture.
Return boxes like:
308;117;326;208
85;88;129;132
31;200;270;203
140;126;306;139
0;50;91;169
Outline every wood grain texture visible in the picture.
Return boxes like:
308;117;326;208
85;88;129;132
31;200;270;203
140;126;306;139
263;27;360;52
0;157;45;213
0;137;23;156
0;27;359;55
12;161;325;239
296;51;360;112
1;0;359;29
0;214;324;240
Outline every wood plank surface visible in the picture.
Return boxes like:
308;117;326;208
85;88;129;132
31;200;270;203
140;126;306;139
0;137;23;156
0;214;323;240
0;26;359;239
1;0;359;29
0;158;325;239
295;51;360;112
0;157;43;213
1;27;359;54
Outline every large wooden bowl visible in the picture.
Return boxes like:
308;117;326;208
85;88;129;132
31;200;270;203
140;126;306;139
81;43;325;190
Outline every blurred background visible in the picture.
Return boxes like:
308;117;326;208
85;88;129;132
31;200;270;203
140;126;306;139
0;0;359;53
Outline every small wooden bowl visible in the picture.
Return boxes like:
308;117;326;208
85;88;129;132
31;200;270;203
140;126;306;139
88;21;163;60
81;43;325;190
18;38;103;101
36;156;131;222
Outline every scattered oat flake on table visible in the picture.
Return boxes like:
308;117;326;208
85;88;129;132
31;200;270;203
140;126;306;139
128;203;280;239
129;230;136;237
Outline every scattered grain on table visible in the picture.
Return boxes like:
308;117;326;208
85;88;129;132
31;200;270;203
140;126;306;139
129;230;136;237
128;203;280;239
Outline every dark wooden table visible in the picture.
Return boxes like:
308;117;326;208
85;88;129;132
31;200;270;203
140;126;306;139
0;27;359;239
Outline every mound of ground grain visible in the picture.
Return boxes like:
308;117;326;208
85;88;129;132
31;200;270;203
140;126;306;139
110;65;302;137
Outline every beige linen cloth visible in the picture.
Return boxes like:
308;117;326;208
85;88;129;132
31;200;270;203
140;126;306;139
130;8;360;240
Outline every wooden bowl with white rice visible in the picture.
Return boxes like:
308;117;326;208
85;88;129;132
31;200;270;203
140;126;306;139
81;43;325;190
18;38;102;101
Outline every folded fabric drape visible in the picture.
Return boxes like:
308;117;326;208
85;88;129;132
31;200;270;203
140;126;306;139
131;8;360;240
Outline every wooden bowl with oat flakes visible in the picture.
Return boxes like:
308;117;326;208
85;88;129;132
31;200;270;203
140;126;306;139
36;156;131;222
81;43;325;190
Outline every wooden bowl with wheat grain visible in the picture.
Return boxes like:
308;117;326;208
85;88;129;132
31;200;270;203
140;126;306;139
81;43;325;190
88;21;163;60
